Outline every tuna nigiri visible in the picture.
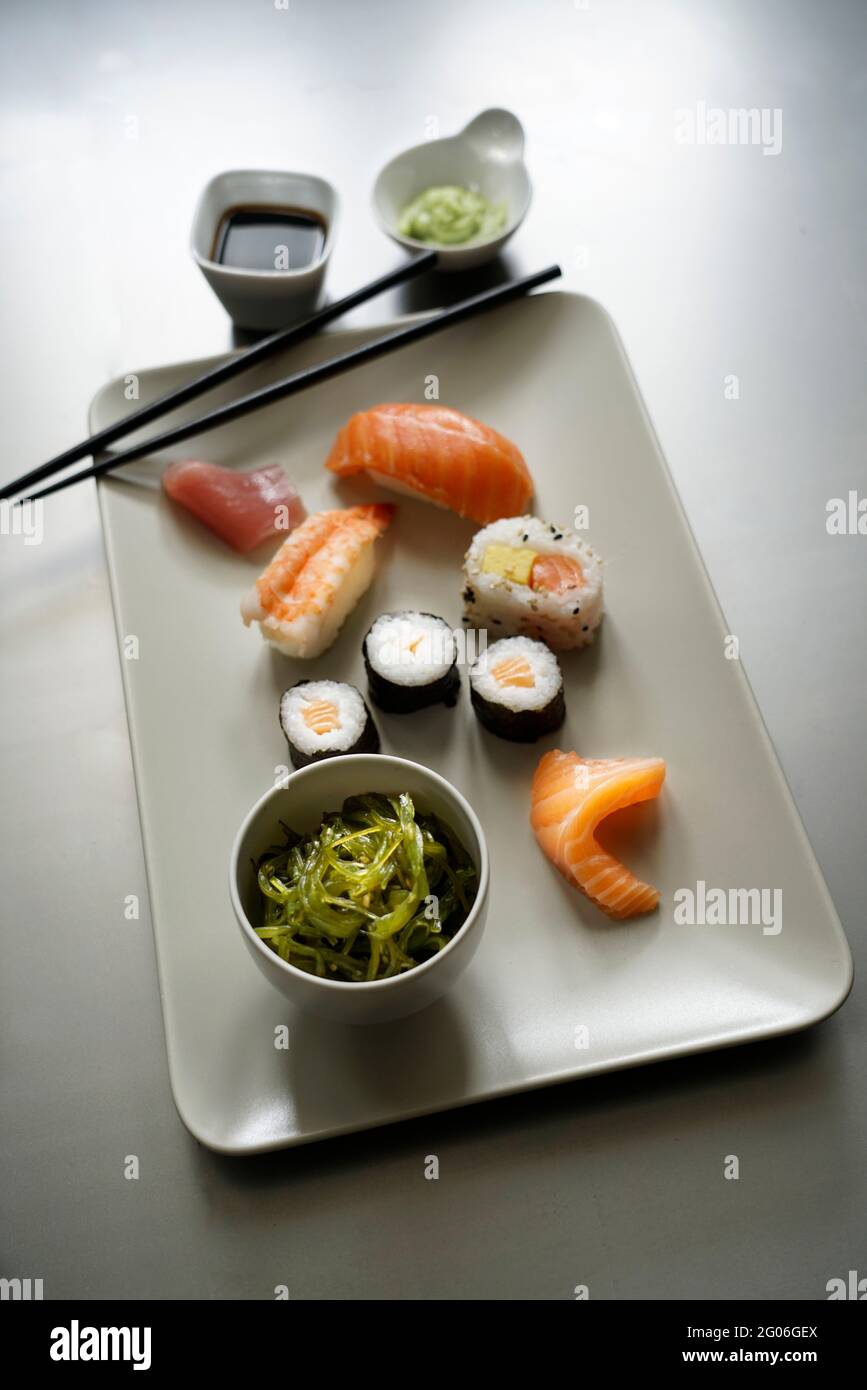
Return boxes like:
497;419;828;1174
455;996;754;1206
162;460;305;553
325;403;533;524
530;749;666;919
241;503;394;659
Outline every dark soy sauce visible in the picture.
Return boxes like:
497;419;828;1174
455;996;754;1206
213;206;326;272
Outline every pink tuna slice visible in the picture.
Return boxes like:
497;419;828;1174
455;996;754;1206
162;460;305;553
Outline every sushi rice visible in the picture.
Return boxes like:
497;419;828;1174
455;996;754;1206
462;515;603;651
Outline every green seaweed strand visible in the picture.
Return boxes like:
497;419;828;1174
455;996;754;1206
253;792;477;983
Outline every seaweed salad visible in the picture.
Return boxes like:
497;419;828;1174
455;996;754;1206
255;792;479;982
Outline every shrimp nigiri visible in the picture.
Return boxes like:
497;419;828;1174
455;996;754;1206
325;404;533;524
531;749;666;919
241;504;394;659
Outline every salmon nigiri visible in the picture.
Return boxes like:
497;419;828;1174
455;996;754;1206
325;404;533;524
530;749;666;919
241;503;394;659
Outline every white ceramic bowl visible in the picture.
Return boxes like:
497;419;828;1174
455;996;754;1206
191;169;338;330
372;108;532;272
229;755;489;1025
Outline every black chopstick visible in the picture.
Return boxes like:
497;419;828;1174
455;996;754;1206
21;265;562;504
0;250;439;503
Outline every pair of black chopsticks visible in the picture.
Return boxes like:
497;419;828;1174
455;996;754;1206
5;253;561;505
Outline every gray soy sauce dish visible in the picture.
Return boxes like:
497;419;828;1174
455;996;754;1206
191;169;339;331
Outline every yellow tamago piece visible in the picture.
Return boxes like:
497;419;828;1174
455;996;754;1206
480;544;537;585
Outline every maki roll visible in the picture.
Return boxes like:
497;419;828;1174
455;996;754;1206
279;680;379;769
363;611;460;713
462;515;603;651
469;636;565;743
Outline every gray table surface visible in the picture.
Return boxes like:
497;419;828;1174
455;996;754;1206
1;0;864;1300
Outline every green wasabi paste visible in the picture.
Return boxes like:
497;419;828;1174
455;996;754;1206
398;185;507;246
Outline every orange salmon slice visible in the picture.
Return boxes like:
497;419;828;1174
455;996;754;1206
325;403;533;525
302;700;340;735
492;656;535;688
530;553;584;595
530;749;666;919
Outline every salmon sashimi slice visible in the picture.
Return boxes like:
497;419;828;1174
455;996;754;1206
241;503;394;659
162;460;305;553
325;403;533;524
530;749;666;919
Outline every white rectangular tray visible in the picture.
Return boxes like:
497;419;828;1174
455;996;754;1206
93;292;852;1153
